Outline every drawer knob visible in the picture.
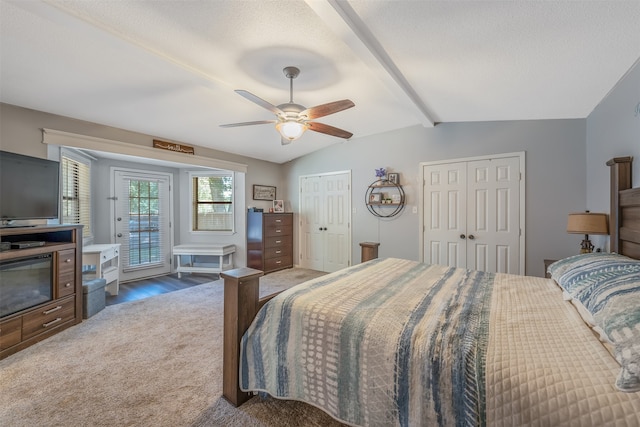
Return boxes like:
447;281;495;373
276;250;281;254
65;258;72;263
275;229;282;233
275;240;281;244
65;283;72;288
275;260;282;264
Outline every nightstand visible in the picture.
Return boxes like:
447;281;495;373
360;242;380;263
544;259;558;279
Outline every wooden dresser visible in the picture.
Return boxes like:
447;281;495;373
247;211;293;273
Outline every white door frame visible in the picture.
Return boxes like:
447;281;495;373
109;167;174;281
298;170;352;271
419;152;526;275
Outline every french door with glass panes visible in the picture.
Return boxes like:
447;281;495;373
112;169;172;281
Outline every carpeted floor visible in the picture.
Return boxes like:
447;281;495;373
0;268;347;427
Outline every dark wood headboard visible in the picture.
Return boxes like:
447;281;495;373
608;156;640;259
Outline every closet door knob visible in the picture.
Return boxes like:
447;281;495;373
460;234;466;239
468;235;475;240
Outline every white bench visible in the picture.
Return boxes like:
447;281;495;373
173;244;236;278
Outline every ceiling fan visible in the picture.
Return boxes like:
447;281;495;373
220;66;355;145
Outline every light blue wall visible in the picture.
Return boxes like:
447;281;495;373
284;119;587;277
586;60;640;204
585;59;640;252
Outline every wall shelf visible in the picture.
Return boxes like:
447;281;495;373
365;179;406;218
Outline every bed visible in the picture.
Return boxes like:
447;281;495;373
221;156;640;426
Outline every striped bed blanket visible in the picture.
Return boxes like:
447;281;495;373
240;258;495;426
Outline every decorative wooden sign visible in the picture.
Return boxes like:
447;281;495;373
153;139;195;155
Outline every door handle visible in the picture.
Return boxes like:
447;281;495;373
117;233;123;238
460;234;466;239
468;234;475;240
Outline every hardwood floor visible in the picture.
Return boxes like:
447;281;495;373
106;273;219;306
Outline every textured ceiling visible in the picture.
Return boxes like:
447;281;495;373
1;0;639;164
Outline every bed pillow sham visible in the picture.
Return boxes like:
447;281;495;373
548;253;640;392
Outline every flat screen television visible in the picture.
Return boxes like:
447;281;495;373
0;150;60;222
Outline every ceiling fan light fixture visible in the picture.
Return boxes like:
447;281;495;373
276;120;307;141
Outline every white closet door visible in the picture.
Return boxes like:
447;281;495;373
300;176;324;270
466;157;520;274
422;154;523;274
299;172;351;272
323;173;350;272
423;162;468;268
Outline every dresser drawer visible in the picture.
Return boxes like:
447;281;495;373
57;249;76;274
0;317;22;350
265;225;291;238
264;246;292;260
57;272;75;298
265;235;290;249
22;296;75;341
264;256;293;272
264;214;293;228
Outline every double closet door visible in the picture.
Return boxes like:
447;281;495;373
422;153;524;274
299;171;351;273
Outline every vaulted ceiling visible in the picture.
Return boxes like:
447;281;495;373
2;1;639;163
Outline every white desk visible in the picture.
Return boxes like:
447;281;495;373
173;244;235;278
83;244;121;296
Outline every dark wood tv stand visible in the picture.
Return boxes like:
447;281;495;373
0;224;83;359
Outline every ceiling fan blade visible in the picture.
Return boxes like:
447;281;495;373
300;99;355;120
235;90;284;115
219;120;276;128
307;122;353;139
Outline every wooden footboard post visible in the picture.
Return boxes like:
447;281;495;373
221;267;264;407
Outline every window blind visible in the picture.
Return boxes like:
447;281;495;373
191;172;234;232
118;175;168;272
61;155;91;238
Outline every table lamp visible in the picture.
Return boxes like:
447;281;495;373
566;212;609;253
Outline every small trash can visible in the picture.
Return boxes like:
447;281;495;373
82;278;107;319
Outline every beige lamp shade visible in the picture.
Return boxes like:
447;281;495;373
566;212;609;235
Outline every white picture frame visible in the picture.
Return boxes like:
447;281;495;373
273;199;284;212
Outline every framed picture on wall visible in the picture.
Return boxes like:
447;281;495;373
273;200;284;213
253;184;276;201
387;173;400;184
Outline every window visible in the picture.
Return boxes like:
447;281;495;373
61;152;92;238
191;172;234;232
